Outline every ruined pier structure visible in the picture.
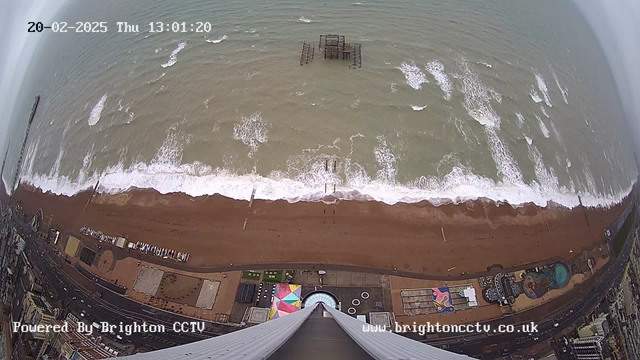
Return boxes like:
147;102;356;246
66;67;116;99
300;34;362;69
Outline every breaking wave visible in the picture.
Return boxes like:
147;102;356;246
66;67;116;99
540;105;549;118
14;63;633;210
536;114;550;138
397;61;428;90
17;117;633;209
458;59;522;185
458;59;500;128
206;35;228;44
426;60;452;100
529;86;543;104
19;150;632;209
534;70;553;107
161;41;186;68
88;93;107;126
551;68;569;104
233;112;269;158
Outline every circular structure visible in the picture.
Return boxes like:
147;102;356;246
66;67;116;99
554;263;570;288
302;291;338;309
361;292;370;299
352;298;360;306
96;250;114;274
347;307;356;315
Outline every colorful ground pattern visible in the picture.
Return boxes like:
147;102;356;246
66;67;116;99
269;284;302;319
431;287;455;313
523;263;570;299
554;263;570;287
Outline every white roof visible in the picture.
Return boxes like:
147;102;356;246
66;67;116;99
463;288;478;307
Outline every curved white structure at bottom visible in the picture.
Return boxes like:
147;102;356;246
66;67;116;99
112;302;474;360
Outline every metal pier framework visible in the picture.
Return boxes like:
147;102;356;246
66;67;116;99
299;34;362;68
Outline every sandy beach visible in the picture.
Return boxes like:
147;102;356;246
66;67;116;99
0;180;9;207
12;184;633;278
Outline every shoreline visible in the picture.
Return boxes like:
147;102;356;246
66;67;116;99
0;179;8;207
18;166;636;209
13;183;634;277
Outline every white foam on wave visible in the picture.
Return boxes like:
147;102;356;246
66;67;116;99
583;166;598;193
526;138;561;192
146;72;165;85
535;114;550;138
426;60;452;100
458;60;500;128
23;139;39;180
458;59;523;185
485;126;524;184
233;112;269;158
19;147;633;209
411;105;427;111
88;93;107;126
244;71;260;80
397;62;428;90
540;105;549;118
534;71;553;107
299;16;312;23
206;35;228;44
203;97;213;109
1;174;10;194
515;112;525;127
18;82;633;210
529;86;543;104
161;42;187;68
374;136;397;183
551;68;569;104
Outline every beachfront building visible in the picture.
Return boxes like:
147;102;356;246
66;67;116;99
578;314;610;338
571;336;607;360
22;291;56;340
112;303;472;359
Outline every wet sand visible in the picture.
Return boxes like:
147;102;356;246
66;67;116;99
13;185;633;277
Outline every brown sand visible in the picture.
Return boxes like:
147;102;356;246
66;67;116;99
13;185;633;277
0;180;9;206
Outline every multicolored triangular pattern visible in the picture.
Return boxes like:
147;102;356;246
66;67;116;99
269;284;302;319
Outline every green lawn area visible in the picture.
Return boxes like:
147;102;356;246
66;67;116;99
262;270;284;283
613;207;636;256
241;271;262;281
